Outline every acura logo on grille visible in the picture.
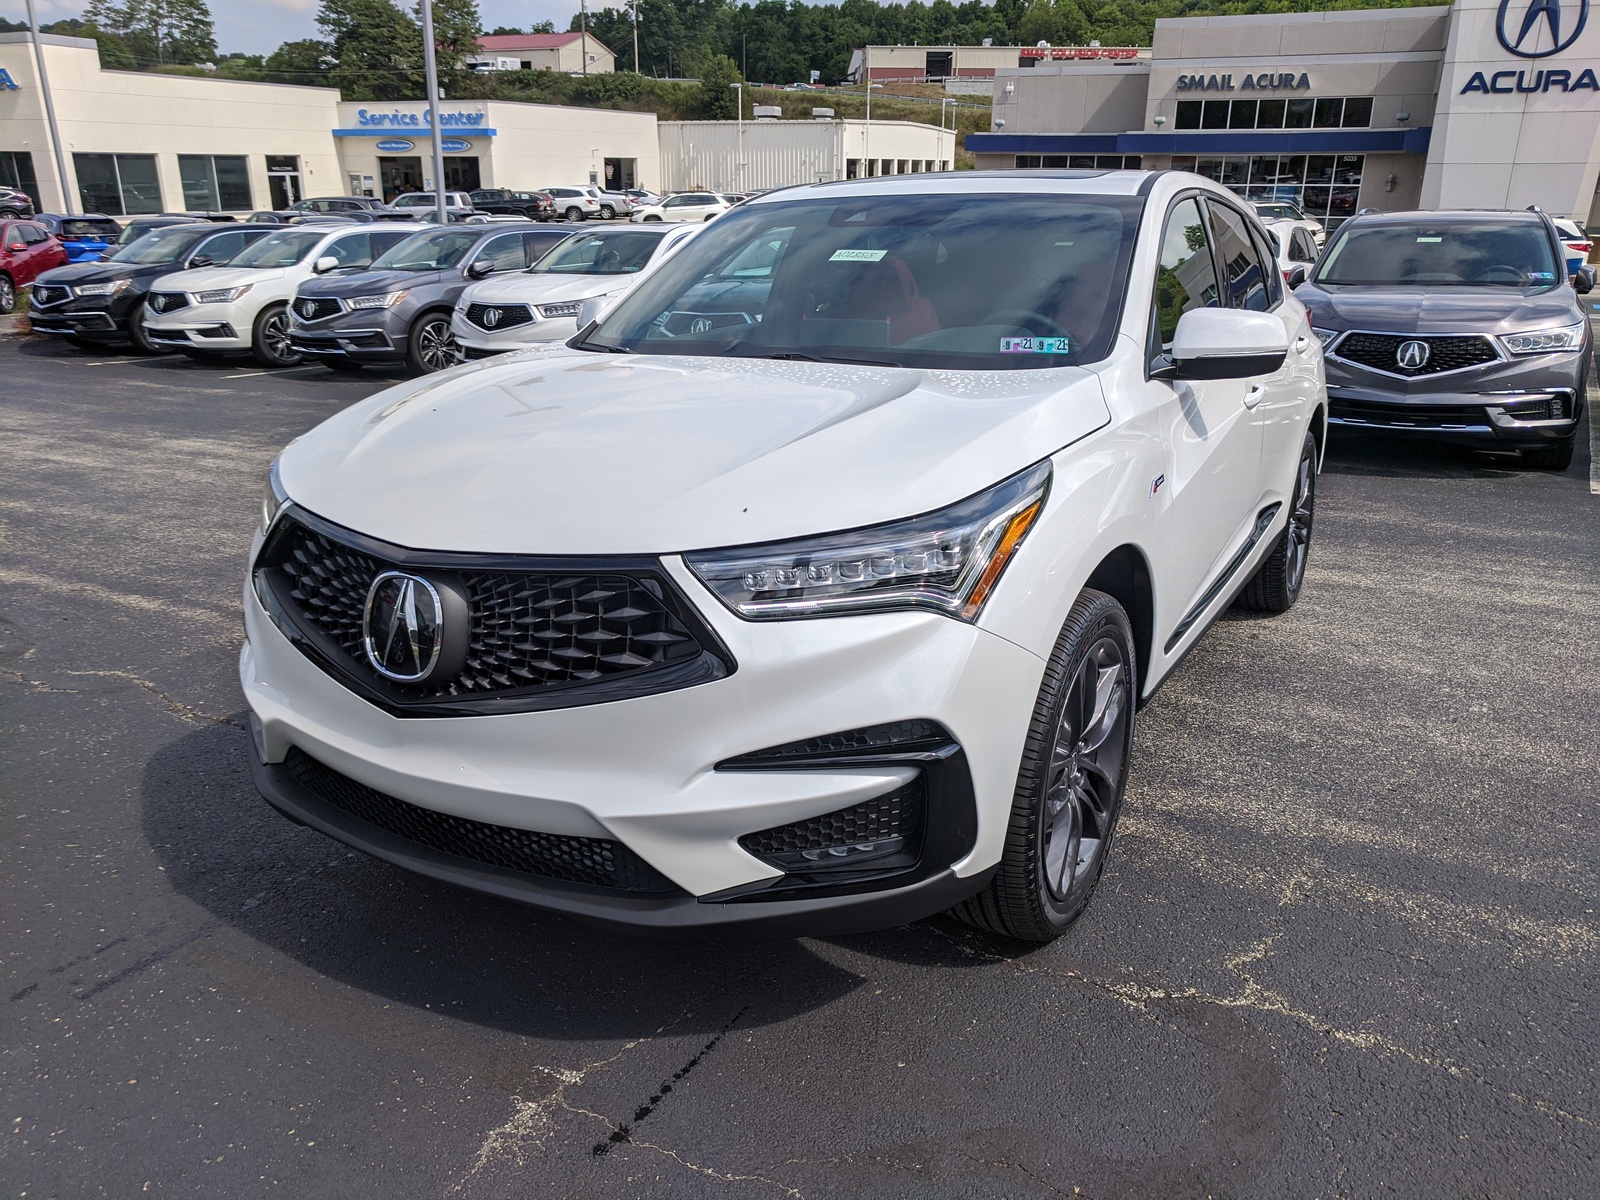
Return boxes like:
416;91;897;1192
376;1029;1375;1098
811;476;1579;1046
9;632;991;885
1395;339;1431;369
363;571;444;682
297;300;317;318
481;307;501;327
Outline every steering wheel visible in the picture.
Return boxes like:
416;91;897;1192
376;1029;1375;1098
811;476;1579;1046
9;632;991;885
1477;265;1525;285
990;309;1070;338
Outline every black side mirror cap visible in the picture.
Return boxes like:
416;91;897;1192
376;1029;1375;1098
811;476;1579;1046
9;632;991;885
1287;266;1308;289
188;254;213;268
1151;350;1290;382
1574;266;1595;295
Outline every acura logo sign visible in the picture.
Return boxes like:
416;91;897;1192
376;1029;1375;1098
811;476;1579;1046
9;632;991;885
297;300;315;318
481;307;501;327
363;571;444;682
1497;0;1588;56
1395;339;1431;370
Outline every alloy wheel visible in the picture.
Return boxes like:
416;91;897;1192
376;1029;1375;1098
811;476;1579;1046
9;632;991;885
1285;449;1315;593
1040;636;1129;901
264;311;294;363
417;318;457;372
0;276;14;315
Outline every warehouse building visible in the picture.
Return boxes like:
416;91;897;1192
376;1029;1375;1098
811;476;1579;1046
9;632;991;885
657;117;956;192
967;0;1600;227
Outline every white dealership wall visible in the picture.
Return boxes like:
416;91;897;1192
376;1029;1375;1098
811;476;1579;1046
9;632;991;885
1422;0;1600;217
658;119;956;192
0;33;343;214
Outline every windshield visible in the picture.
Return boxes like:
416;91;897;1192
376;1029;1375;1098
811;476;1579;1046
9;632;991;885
580;192;1143;369
1315;220;1560;288
370;228;481;271
228;229;327;268
104;226;205;264
1256;203;1303;220
531;231;665;276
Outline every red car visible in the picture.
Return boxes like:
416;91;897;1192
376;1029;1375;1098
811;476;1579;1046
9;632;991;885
0;217;68;314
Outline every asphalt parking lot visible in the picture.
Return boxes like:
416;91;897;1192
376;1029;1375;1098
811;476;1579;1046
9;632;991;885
1;335;1596;1200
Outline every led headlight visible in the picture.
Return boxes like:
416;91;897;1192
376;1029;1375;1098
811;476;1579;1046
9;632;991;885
198;284;252;303
685;461;1051;621
260;458;289;534
74;279;130;297
1311;327;1340;347
538;300;584;319
348;289;409;309
1499;323;1585;355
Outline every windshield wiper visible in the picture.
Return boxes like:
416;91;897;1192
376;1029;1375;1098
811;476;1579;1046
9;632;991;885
756;350;907;368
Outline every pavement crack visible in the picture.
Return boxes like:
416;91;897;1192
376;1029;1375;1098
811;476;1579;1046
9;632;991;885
592;1005;747;1157
626;1138;805;1198
63;669;242;728
74;921;219;1001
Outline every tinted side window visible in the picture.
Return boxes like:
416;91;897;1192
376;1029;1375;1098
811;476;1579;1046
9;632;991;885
196;230;250;263
369;230;412;257
1153;197;1221;352
327;232;373;267
476;233;530;271
1290;229;1318;263
1207;201;1271;311
1247;222;1283;305
19;223;49;244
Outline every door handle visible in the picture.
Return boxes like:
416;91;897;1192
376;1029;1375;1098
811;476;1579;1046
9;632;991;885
1243;384;1266;409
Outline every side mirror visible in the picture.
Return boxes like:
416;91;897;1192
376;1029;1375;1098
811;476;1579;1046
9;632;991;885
466;258;496;278
1575;265;1595;295
313;255;341;274
5;241;25;252
188;254;213;268
1286;265;1308;289
1156;309;1289;380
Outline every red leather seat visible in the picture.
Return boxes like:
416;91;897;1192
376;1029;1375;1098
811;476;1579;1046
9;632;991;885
836;257;940;343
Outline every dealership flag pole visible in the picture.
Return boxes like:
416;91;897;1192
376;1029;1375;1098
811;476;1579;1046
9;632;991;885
25;0;73;215
419;0;448;226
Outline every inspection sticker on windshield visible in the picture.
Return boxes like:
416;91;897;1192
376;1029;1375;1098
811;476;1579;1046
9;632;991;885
829;248;886;262
1001;336;1070;354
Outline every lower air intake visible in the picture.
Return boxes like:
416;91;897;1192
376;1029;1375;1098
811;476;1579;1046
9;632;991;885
738;780;924;871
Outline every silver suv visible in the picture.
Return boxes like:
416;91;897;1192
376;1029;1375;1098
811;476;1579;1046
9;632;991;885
1297;209;1591;470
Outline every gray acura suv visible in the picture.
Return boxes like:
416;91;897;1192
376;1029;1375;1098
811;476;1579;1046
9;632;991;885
1297;209;1591;470
287;222;571;374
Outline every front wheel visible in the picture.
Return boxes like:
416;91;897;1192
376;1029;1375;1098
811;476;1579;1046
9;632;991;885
1237;430;1317;613
0;274;14;314
126;306;169;356
565;206;584;222
406;312;458;374
642;214;662;222
251;304;301;368
950;590;1136;942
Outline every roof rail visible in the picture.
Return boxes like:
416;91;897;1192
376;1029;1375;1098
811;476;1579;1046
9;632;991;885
1527;204;1545;213
1355;207;1378;216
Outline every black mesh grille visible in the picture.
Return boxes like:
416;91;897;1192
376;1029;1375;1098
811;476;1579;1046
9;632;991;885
267;516;704;702
738;782;923;864
1329;399;1489;429
294;296;342;321
31;284;69;306
284;747;680;893
465;302;533;330
1334;333;1499;376
148;291;189;313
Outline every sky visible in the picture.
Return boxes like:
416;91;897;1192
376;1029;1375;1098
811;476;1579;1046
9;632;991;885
1;0;583;57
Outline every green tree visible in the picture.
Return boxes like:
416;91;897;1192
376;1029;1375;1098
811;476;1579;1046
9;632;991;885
318;0;422;99
695;52;740;117
413;0;481;91
83;0;215;64
264;38;337;84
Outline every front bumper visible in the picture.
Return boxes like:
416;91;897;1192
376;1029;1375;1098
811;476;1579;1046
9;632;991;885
1324;347;1587;447
146;301;250;350
27;298;126;339
240;553;1042;934
450;310;576;352
288;312;405;363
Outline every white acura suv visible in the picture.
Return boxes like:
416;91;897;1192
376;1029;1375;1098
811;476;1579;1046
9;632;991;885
145;222;426;366
243;172;1325;941
451;224;698;357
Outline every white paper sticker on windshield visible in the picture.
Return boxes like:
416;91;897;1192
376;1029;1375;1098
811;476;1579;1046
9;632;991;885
1415;237;1443;243
829;248;887;262
1001;336;1070;354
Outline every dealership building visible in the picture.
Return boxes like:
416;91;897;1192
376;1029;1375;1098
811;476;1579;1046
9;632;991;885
968;0;1600;229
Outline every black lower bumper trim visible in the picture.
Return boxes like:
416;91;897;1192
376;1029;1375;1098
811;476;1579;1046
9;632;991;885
251;752;993;937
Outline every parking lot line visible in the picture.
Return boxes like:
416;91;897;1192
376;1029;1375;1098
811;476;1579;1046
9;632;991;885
224;371;269;379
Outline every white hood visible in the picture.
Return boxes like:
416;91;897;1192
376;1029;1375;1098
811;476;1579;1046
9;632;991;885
278;352;1110;555
151;265;288;293
460;272;636;307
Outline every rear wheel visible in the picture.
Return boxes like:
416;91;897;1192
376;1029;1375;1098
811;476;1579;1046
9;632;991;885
565;206;584;222
599;205;616;220
406;312;458;374
251;304;301;368
1237;430;1317;613
950;590;1136;942
1523;436;1575;471
0;274;14;314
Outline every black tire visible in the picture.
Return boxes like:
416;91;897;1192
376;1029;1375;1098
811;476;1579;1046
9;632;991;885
1523;436;1575;471
599;205;616;220
125;306;169;356
642;215;662;222
324;357;365;373
405;311;458;374
251;304;301;368
949;590;1137;942
565;206;584;222
1237;430;1317;613
0;274;14;315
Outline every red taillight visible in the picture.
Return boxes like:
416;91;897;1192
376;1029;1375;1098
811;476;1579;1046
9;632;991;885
1574;242;1591;252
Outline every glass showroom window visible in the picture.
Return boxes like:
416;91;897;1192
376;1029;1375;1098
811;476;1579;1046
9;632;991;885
1172;153;1365;231
179;155;252;211
1;151;40;209
73;153;162;217
1174;97;1373;131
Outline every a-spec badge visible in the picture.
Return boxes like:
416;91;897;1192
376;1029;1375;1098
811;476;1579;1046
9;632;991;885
363;571;445;682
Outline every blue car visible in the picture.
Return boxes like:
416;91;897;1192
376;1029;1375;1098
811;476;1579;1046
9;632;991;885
36;214;123;263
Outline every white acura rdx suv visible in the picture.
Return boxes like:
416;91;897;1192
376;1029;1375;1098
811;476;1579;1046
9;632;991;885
243;171;1325;941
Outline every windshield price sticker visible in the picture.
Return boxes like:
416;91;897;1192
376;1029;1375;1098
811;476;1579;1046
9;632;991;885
829;248;887;262
1001;336;1070;354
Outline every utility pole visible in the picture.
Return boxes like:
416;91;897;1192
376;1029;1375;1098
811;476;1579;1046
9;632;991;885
580;0;589;77
630;0;639;74
419;0;448;225
25;0;72;214
731;82;743;191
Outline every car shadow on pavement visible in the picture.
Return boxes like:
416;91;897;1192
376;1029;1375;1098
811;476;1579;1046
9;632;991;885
140;719;947;1040
1318;425;1585;479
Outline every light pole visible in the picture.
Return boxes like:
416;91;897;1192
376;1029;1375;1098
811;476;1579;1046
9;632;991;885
731;82;742;191
864;82;880;175
419;0;448;225
25;0;72;214
580;0;589;77
629;0;640;74
940;96;952;130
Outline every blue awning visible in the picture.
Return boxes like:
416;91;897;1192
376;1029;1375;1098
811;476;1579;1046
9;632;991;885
966;127;1431;155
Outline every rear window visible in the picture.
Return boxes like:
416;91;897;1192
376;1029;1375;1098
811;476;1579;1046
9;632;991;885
1315;220;1560;288
60;219;120;239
